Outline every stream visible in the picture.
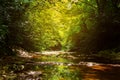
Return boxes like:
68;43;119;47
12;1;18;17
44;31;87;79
0;51;120;80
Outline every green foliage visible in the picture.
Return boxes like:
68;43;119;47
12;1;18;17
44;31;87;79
0;25;8;54
1;0;120;57
97;49;120;60
0;0;99;53
23;0;78;51
69;0;98;52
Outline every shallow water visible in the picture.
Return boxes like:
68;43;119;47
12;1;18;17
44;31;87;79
0;52;120;80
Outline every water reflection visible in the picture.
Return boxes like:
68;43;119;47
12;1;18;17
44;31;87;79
0;52;120;80
42;65;81;80
25;63;82;80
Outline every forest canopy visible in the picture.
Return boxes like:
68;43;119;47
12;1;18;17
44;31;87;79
0;0;120;55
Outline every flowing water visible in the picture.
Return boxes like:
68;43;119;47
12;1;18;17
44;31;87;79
0;51;120;80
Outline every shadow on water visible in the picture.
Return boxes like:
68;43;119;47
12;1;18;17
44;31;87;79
0;52;120;80
80;65;120;80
